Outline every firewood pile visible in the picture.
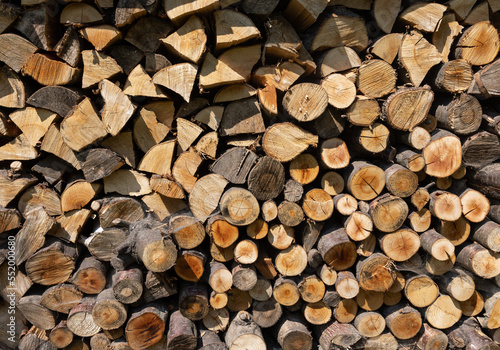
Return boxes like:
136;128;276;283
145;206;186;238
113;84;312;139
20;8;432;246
0;0;500;348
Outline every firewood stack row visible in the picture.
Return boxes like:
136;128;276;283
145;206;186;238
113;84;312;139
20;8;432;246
0;0;500;348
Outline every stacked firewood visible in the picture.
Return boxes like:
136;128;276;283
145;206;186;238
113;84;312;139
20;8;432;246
0;0;500;348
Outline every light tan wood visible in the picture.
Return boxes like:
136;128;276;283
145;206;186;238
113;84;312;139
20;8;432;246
370;33;403;64
81;50;122;88
164;0;220;26
456;22;499;66
426;295;462;329
123;65;169;98
162;16;206;64
262;123;318;162
138;140;176;176
311;15;368;52
153;63;197;102
23;53;80;86
357;59;396;98
433;13;463;63
399;2;447;32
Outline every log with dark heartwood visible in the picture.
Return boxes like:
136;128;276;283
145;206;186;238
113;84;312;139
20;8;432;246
0;0;500;349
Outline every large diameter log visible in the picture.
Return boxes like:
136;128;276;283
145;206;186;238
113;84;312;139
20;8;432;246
369;194;408;233
345;161;385;201
225;311;266;350
125;303;168;350
404;275;438;308
384;304;422;340
425;295;462;329
422;129;462;178
220;187;259;226
382;86;433;131
356;253;396;292
247;156;286;201
354;311;386;338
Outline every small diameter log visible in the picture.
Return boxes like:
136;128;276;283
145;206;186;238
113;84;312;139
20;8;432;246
302;189;334;222
380;227;420;262
298;275;325;303
396;126;431;151
18;294;57;330
385;305;422;340
210;291;228;310
422;129;462;178
276;315;313;350
316;321;362;349
209;262;233;293
404;275;439;308
175;250;206;283
289;154;319;184
345;96;379;126
227;287;253;313
166;310;197;350
90;333;111;350
275;244;308;277
437;268;475;302
437;216;470;246
282;83;328;122
207;215;239;249
252;298;282;328
320;138;350;169
473;220;500;252
321;172;345;196
344;211;372;242
92;288;128;330
70;256;107;294
234;240;258;265
334;194;358;216
460;189;490;223
345;161;385;201
356;253;396;292
179;283;209;321
284;179;304;203
416;323;448;350
369;194;408;233
249;279;273;302
318;228;357;271
274;277;300;307
308;249;323;269
261;201;278;222
304;301;332;326
247;219;268;240
49;321;73;348
268;224;294;250
112;268;143;304
357;289;384;311
335;271;359;299
435;59;473;93
203;307;230;333
68;302;101;338
220;187;260;226
384;164;418;198
125;303;168;350
395;149;426;173
232;263;258;291
426;255;456;276
425;295;462;330
334;298;358;322
457;243;500;279
278;201;305;227
420;229;455;261
225;311;266;350
169;215;205;250
460;291;485;317
318;265;337;286
131;228;177;273
354;311;386;338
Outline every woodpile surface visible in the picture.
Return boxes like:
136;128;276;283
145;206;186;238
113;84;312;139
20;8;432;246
0;0;500;349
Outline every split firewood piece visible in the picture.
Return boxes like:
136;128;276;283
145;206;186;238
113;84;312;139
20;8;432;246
172;148;202;193
311;14;369;52
70;256;107;294
0;208;22;233
319;47;361;77
13;5;57;51
457;242;500;278
356;253;396;292
314;106;345;139
354;311;386;338
125;16;173;53
189;174;228;222
18;184;62;217
125;303;167;350
54;30;79;68
432;13;463;63
318;227;357;270
112;268;143;304
345;161;385;201
356;59;396;98
26;238;77;285
263;15;301;59
27;86;81;118
436;94;482;136
163;0;219;26
99;80;135;136
199;44;261;90
77;148;124;183
211;147;258;184
321;74;356;109
335;271;359;299
426;295;462;330
142;193;184;224
15;207;54;266
435;59;473;93
268;224;294;250
370;194;408;233
215;84;256;104
61;180;101;212
468;58;500;97
404;275;438;308
109;44;144;75
429;190;462;222
80;25;122;51
345;96;380;127
92;289;128;331
220;187;259;226
225;311;265;350
9;107;57;147
384;163;418;198
138;140;176;176
53;209;92;243
207;215;239;249
153;63;197;102
123;65;168;98
18;295;57;330
104;170;151;196
169;214;205;249
423;129;462;178
176;119;203;151
49;321;73;348
247;156;286;201
240;0;279;17
373;0;401;33
448;0;477;20
175;250;206;282
81;50;122;88
214;9;260;50
0;65;24;108
0;169;36;207
60;3;103;25
382;86;434;131
399;2;447;32
0;33;37;72
23;53;80;86
278;201;304;227
194;106;223;130
400;31;442;87
380;227;420;262
60;97;107;152
195;131;218;159
370;33;403;64
220;98;265;136
133;107;170;153
161;16;206;65
0;134;37;161
302;189;334;222
421;229;455;261
114;0;147;27
283;0;327;32
384;305;422;340
316;321;362;350
262;123;318;162
40;284;82;314
456;21;499;66
0;112;20;137
329;0;373;9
